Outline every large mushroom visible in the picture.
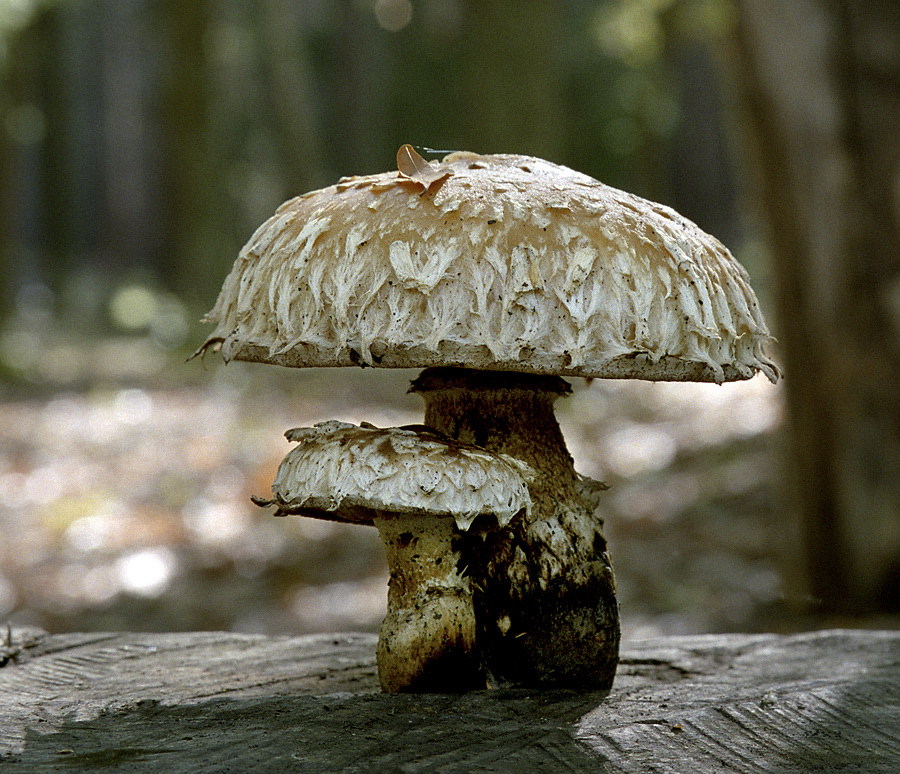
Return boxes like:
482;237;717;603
198;145;778;690
252;420;532;692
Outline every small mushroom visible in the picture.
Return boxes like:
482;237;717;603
253;420;532;692
197;145;779;690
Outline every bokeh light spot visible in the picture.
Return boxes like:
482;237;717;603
375;0;413;32
109;285;157;330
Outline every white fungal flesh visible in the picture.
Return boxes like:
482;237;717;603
203;151;779;384
268;421;532;531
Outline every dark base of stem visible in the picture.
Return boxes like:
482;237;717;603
466;528;619;689
392;648;487;693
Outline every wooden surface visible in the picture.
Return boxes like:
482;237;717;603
1;627;899;773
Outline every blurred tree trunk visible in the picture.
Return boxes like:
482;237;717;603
457;0;565;160
327;0;391;175
732;0;900;613
258;0;328;191
154;1;227;309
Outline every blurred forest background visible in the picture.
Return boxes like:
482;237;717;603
0;0;898;641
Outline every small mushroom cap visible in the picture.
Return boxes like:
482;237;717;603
257;420;533;531
201;146;779;384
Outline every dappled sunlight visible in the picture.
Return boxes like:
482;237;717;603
558;375;786;641
0;363;429;633
562;374;783;483
1;361;785;640
600;423;677;478
115;547;179;598
290;575;390;633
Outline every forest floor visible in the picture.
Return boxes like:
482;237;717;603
1;332;893;642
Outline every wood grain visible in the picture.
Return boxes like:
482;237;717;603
1;628;898;772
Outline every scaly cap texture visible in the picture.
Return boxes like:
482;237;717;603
202;146;779;383
259;420;533;531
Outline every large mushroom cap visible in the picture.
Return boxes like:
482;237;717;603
201;146;779;384
257;420;533;531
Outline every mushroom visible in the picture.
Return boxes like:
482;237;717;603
198;145;779;690
252;420;532;692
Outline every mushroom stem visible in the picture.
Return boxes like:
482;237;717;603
375;512;485;692
410;367;620;689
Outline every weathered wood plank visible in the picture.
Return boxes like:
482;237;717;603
1;628;898;773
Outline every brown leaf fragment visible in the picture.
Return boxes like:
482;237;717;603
397;144;434;177
396;144;452;194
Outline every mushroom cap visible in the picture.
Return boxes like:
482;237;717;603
201;146;779;383
257;420;533;531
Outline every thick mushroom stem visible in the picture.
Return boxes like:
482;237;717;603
375;512;485;692
410;367;620;689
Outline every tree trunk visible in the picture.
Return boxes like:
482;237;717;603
732;0;900;613
154;0;228;308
